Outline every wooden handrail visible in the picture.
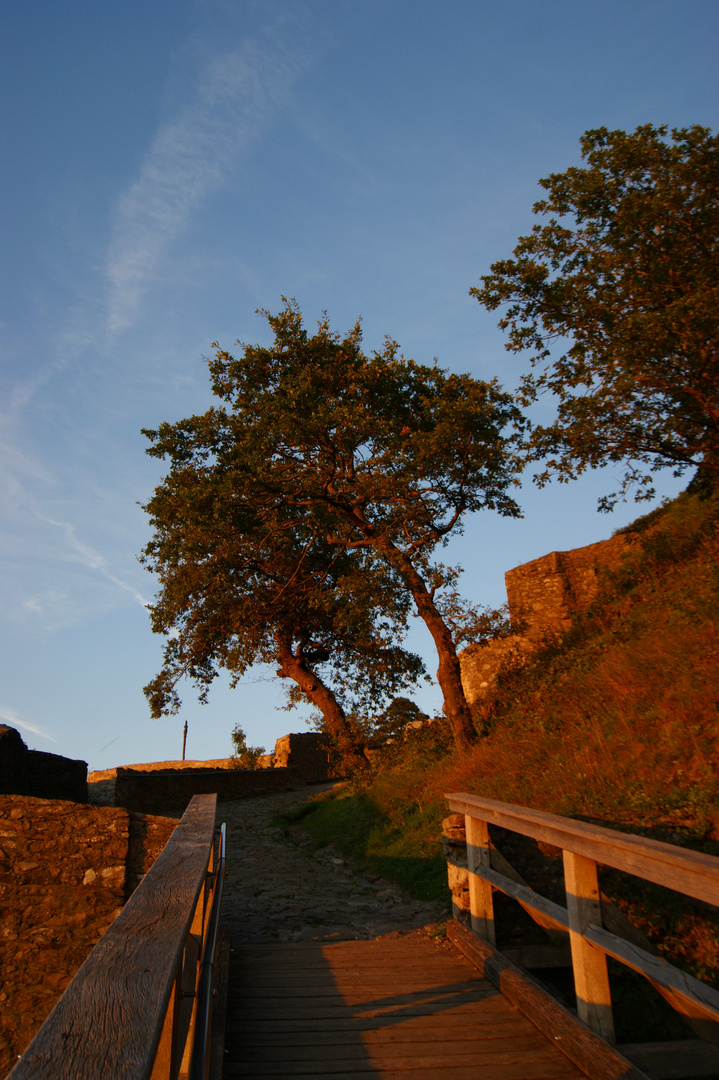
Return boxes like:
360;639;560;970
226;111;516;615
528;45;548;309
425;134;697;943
447;792;719;905
10;793;220;1080
446;791;719;1046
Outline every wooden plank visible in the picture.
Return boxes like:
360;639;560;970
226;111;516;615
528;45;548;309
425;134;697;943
466;814;496;945
474;859;719;1038
227;1016;527;1037
489;840;653;955
231;1036;560;1062
473;862;570;932
447;920;651;1080
582;922;719;1040
227;1021;534;1045
231;983;495;1002
228;1002;506;1021
489;843;570;943
563;851;614;1043
9;793;217;1080
447;792;719;905
226;935;588;1080
224;1061;584;1079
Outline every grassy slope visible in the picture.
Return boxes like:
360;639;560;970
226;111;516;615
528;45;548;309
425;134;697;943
290;489;719;995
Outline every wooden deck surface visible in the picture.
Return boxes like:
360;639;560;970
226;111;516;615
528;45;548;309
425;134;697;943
223;932;588;1079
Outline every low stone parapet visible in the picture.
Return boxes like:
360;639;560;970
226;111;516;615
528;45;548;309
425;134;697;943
108;764;300;816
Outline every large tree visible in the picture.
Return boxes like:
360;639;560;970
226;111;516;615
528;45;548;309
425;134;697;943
141;439;425;768
143;302;523;753
472;124;719;508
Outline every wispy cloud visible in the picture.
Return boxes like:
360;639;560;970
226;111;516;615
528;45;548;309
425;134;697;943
45;518;151;610
105;31;309;334
0;705;58;744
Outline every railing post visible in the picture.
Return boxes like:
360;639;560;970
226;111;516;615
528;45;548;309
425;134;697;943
563;850;615;1043
465;815;495;946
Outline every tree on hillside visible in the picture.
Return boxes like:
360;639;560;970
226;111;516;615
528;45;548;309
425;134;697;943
370;696;429;742
141;446;425;769
230;724;265;769
472;124;719;509
143;301;524;753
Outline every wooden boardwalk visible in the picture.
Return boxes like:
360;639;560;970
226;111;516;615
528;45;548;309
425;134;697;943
223;932;587;1079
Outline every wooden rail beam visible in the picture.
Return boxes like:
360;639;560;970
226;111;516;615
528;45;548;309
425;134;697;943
448;792;719;1046
447;792;719;905
9;794;218;1080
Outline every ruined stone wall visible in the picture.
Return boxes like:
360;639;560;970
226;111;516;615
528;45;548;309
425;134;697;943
0;725;88;803
505;534;630;638
459;533;632;707
272;733;330;783
88;735;332;816
109;763;300;816
0;795;176;1073
88;757;239;782
458;636;534;710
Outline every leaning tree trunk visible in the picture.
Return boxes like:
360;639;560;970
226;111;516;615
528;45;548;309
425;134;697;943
378;540;478;754
274;631;367;772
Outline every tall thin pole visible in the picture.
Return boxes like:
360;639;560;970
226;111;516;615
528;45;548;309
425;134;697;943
182;720;188;762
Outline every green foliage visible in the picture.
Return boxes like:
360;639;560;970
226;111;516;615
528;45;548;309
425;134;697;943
473;124;719;508
230;723;265;769
370;696;429;742
142;300;525;753
140;309;445;760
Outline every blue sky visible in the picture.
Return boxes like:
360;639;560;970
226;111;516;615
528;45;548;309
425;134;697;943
1;0;717;771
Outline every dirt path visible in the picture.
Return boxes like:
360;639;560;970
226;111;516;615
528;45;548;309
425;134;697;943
218;784;450;946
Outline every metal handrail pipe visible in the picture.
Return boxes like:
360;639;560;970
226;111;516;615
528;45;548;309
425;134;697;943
188;822;227;1080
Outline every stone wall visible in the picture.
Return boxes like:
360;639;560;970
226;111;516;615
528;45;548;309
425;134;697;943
88;734;332;816
459;637;534;712
0;795;176;1074
505;534;630;640
108;763;301;816
0;725;88;803
88;757;239;782
272;733;330;783
459;533;632;707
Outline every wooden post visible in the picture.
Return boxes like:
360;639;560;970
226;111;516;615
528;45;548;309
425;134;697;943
563;849;615;1043
466;815;495;946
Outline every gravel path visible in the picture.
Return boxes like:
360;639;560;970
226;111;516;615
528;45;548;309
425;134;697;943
218;784;450;946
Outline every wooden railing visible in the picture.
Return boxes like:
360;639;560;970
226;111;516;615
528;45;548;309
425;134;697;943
446;792;719;1046
9;793;225;1080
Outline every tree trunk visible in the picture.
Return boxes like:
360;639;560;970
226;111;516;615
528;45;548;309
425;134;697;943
274;631;367;772
377;540;478;754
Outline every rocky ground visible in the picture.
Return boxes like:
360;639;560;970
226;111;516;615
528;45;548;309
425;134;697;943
218;784;451;946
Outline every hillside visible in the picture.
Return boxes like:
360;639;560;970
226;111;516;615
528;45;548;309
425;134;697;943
287;487;719;1032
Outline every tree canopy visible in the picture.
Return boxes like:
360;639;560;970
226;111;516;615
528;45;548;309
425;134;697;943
142;302;524;754
472;124;719;508
141;412;425;767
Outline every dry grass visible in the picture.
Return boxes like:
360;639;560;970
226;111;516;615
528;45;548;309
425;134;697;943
337;489;719;989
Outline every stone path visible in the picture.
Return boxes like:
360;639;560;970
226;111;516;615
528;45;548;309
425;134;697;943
218;784;450;946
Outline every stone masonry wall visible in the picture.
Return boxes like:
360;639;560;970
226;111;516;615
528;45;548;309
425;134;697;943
0;725;88;803
88;736;332;817
459;533;632;707
0;795;176;1075
505;534;630;640
110;763;301;816
272;733;330;783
